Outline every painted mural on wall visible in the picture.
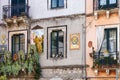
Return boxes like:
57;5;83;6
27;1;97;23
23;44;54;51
31;29;44;53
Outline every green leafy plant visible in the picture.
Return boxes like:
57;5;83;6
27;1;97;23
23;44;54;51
34;62;41;80
29;45;42;79
0;45;41;79
0;75;7;80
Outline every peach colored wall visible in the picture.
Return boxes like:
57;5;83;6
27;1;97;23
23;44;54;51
86;0;93;14
86;14;119;78
86;0;119;78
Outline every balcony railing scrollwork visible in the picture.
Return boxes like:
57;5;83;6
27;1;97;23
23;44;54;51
3;5;30;19
93;0;119;11
90;51;119;69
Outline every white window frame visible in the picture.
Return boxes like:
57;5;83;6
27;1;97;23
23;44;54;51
47;0;67;10
8;30;28;54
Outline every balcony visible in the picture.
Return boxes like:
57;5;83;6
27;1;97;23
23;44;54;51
93;0;119;11
3;5;29;19
90;51;119;69
93;0;119;19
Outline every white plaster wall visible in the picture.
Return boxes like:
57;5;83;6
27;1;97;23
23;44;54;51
0;0;9;22
0;0;1;22
29;0;85;19
0;0;85;20
31;15;85;66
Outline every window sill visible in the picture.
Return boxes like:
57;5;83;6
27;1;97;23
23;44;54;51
50;56;64;60
94;7;119;12
50;6;64;10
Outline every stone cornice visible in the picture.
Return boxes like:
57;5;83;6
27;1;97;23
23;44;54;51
31;13;85;23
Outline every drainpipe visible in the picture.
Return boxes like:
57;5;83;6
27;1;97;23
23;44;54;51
84;0;87;80
116;0;120;80
82;23;87;80
116;68;118;80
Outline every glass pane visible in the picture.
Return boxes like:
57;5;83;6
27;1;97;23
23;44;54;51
20;34;25;51
20;35;25;43
51;32;57;56
11;0;17;5
100;29;117;58
58;48;64;55
109;29;116;52
51;0;57;8
109;0;116;4
12;34;25;54
14;36;19;44
19;0;25;5
58;31;64;57
52;48;57;54
58;0;64;7
100;0;107;5
14;44;19;53
51;32;57;47
20;44;25;51
58;31;64;48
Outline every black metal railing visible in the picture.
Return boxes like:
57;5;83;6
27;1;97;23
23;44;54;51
3;5;29;19
92;51;119;68
93;0;119;10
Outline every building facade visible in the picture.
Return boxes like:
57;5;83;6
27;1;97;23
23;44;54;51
86;0;120;80
0;0;86;80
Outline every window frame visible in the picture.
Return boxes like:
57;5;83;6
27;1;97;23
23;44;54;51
47;25;67;59
11;0;27;17
51;0;64;9
98;0;118;9
98;28;118;66
8;29;28;55
50;30;64;58
100;28;117;53
12;34;25;56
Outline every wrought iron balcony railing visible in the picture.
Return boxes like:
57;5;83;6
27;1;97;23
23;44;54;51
92;51;119;68
3;5;29;19
93;0;119;11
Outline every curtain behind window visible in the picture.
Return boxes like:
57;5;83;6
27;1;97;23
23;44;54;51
96;27;105;52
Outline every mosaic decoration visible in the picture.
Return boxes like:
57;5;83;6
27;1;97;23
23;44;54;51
70;33;80;50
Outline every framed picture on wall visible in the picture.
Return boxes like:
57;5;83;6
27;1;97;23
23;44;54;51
70;33;80;50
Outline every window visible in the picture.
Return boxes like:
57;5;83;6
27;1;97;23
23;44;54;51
99;28;118;66
47;26;67;59
100;0;107;6
101;28;117;53
51;30;64;58
99;0;117;9
51;0;64;8
12;34;25;56
11;0;26;16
